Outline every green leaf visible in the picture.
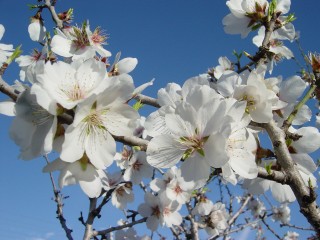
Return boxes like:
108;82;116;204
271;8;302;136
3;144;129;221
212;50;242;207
268;0;277;21
6;45;22;65
197;148;205;157
265;162;272;175
133;100;144;111
285;13;296;24
251;23;262;31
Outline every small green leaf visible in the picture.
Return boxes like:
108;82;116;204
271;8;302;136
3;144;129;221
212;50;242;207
197;148;205;157
133;100;144;111
268;0;277;21
251;23;262;31
6;45;22;65
285;13;296;24
265;162;272;175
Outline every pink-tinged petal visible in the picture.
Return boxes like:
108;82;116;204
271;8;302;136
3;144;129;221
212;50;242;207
0;100;15;116
147;135;184;169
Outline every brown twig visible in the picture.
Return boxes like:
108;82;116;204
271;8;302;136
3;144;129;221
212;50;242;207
43;155;73;240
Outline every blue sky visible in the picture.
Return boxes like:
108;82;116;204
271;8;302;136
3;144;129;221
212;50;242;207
0;0;320;239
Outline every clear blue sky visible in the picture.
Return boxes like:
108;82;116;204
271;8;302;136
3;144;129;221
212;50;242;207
0;0;319;239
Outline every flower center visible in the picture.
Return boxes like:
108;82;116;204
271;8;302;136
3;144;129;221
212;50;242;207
180;135;209;159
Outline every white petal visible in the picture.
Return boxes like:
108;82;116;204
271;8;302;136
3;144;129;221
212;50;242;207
180;156;211;183
85;131;116;169
28;21;46;42
270;183;296;202
117;57;138;74
147;134;184;168
0;100;15;116
50;35;73;57
276;0;291;14
291;127;320;153
280;76;306;103
61;126;85;162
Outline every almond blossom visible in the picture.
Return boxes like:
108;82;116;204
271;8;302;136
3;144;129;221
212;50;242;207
111;182;134;209
0;88;58;160
50;23;111;61
31;58;107;110
138;192;182;231
123;151;153;185
59;75;139;169
272;204;291;224
147;85;234;183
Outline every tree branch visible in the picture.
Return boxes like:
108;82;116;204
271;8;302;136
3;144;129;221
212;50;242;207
92;217;147;236
44;0;64;29
44;155;73;240
134;93;160;108
257;166;289;184
261;120;320;236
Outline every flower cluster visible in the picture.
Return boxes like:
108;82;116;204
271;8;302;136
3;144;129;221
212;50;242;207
0;0;319;238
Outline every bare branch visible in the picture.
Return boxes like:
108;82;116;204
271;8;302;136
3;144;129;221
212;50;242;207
134;93;160;108
260;214;282;240
83;198;98;240
92;217;147;236
260;120;320;236
186;202;199;240
257;166;289;184
44;0;63;29
0;76;18;101
43;155;73;240
228;194;252;226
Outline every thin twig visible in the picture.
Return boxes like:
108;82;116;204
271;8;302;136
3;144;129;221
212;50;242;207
260;214;282;240
43;155;73;240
